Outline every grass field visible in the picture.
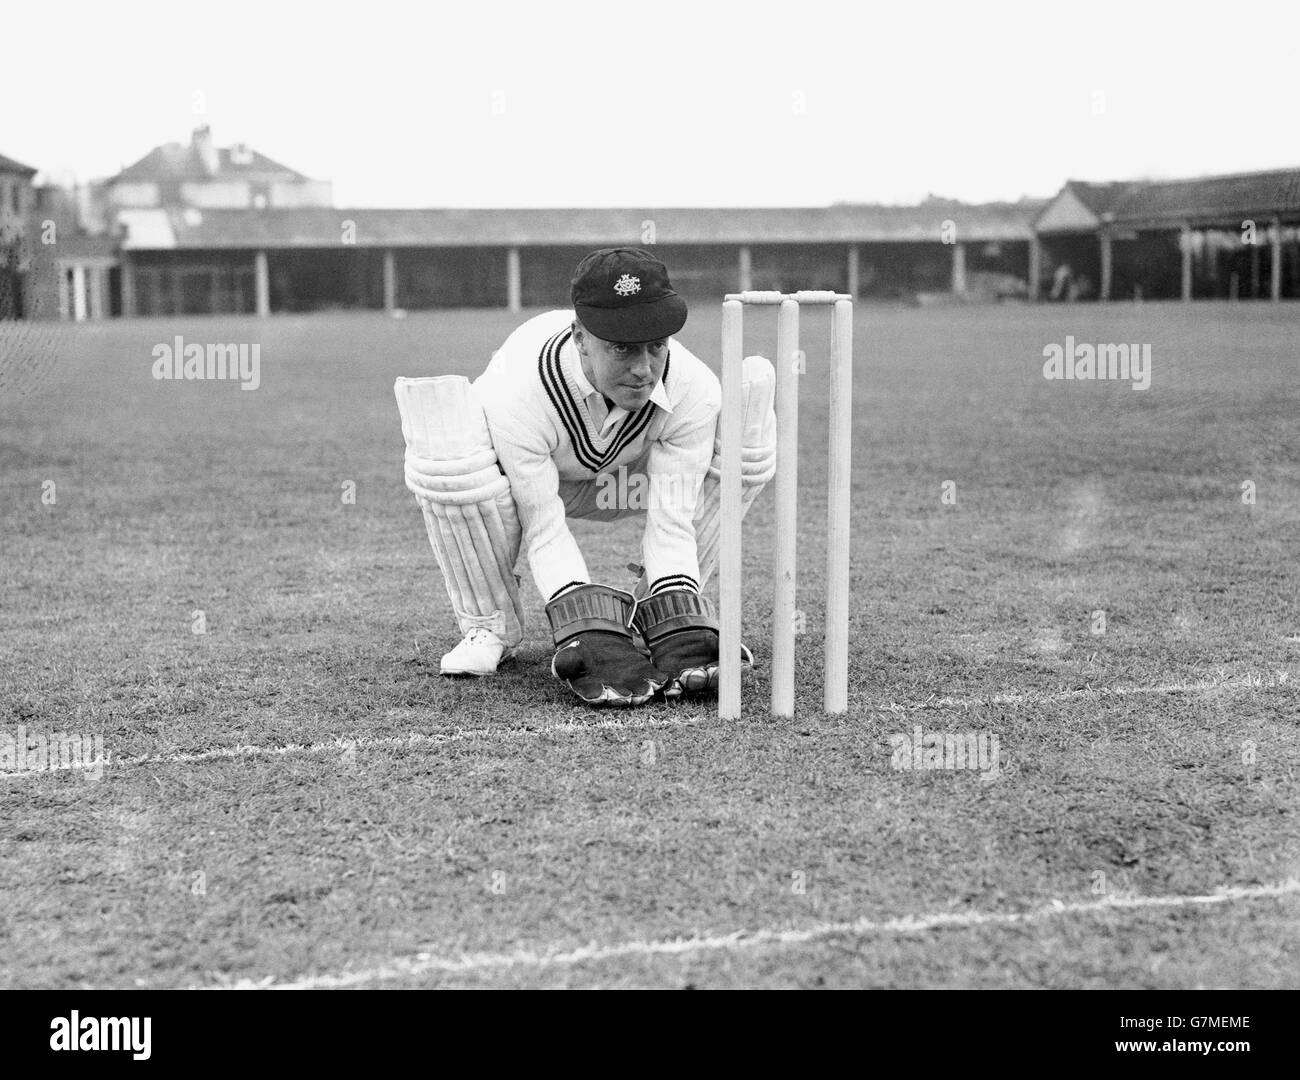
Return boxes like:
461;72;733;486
1;301;1297;989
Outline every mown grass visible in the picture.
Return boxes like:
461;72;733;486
1;302;1297;988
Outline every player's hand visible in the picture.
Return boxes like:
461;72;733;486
633;588;752;699
646;626;718;697
551;631;668;706
646;627;754;698
546;584;668;707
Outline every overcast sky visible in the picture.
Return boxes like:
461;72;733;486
6;0;1296;208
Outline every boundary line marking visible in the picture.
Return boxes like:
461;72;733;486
210;878;1300;990
1;673;1291;779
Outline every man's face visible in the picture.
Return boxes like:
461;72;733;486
574;323;669;412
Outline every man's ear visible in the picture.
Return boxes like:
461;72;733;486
571;320;586;352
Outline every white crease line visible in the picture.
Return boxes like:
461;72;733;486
886;673;1291;712
1;673;1291;779
211;878;1300;990
0;713;703;776
119;712;703;767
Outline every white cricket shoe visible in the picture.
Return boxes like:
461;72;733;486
439;627;513;676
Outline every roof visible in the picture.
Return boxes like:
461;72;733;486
50;232;122;260
1033;181;1136;232
1109;169;1300;226
1035;168;1300;232
0;152;38;176
117;202;1038;250
1063;181;1135;216
110;141;309;185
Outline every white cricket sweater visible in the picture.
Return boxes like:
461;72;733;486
474;309;721;602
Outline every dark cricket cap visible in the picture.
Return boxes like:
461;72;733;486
570;247;688;343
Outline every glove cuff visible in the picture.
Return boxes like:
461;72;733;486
632;588;718;646
546;584;636;647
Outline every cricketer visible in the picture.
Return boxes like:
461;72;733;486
394;248;775;706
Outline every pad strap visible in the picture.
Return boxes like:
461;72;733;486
546;584;636;646
632;588;718;646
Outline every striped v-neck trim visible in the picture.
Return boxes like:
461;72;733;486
537;328;670;472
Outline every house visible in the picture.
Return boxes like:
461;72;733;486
0;151;38;317
99;124;332;215
21;128;334;319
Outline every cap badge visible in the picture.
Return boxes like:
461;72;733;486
613;273;641;297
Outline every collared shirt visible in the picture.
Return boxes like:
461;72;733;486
567;348;673;437
475;309;720;602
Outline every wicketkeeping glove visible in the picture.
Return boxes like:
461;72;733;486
632;588;752;699
547;584;669;707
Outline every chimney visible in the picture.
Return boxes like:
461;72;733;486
193;124;219;176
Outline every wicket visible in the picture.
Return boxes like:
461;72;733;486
718;290;854;719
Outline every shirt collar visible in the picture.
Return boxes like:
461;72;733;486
563;334;673;427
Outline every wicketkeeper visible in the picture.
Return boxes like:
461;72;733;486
394;248;775;706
